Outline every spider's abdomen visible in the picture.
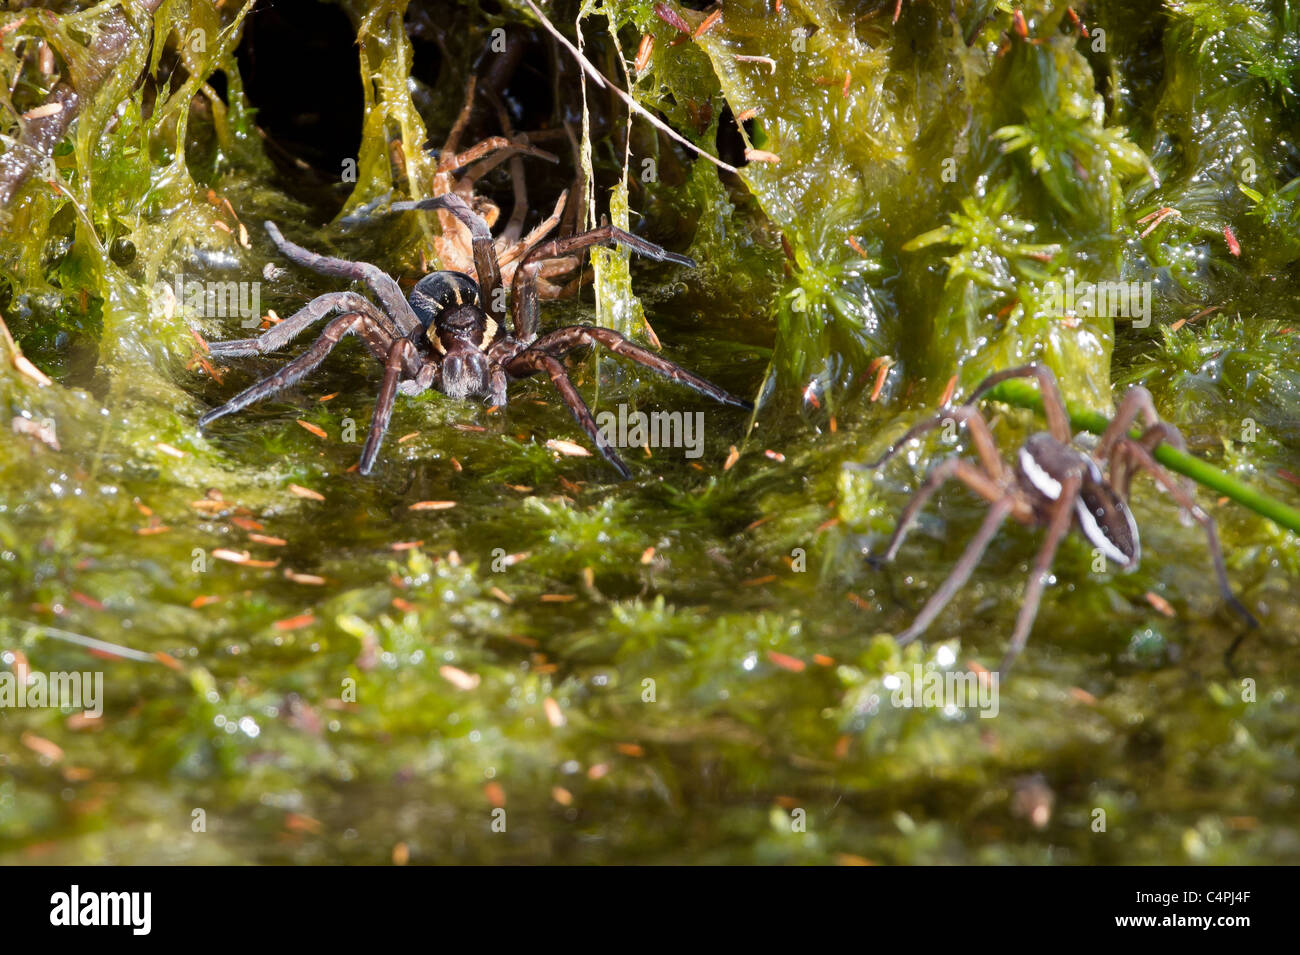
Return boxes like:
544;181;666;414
409;271;480;328
1016;432;1140;570
1075;476;1140;570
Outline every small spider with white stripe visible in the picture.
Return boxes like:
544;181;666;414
847;364;1257;673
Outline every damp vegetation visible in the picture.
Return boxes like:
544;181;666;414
0;0;1297;863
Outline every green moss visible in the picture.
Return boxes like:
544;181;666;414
0;0;1297;865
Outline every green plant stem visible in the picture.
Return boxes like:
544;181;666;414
984;379;1300;535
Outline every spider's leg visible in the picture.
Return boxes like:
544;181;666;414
359;338;416;475
453;139;559;238
1000;474;1081;674
1096;384;1192;497
895;496;1016;646
530;325;752;411
449;136;558;182
485;91;550;247
496;189;569;271
871;457;1019;567
1111;423;1193;503
199;313;380;427
846;405;1005;476
437;76;478;162
488;362;509;407
511;225;695;344
1096;385;1169;459
1115;440;1259;628
392;194;503;322
263;222;419;337
505;349;632;478
532;256;585;301
961;364;1071;443
500;150;529;247
559;122;585;239
206;292;397;358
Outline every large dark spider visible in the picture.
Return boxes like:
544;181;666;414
850;364;1257;673
198;194;751;476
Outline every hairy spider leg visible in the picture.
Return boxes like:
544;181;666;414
480;90;549;246
1114;439;1258;629
960;363;1072;444
1096;385;1169;459
511;224;696;344
1000;474;1082;674
507;349;632;478
870;456;1028;568
895;496;1017;646
494;189;569;273
263;222;421;338
1108;423;1190;502
524;325;752;409
205;291;400;358
848;404;1008;476
361;338;418;475
504;328;751;478
559;123;585;238
199;313;396;428
449;136;557;185
439;75;479;161
1097;385;1196;502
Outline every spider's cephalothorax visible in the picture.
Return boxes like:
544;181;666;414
408;271;500;401
849;364;1257;673
197;193;751;477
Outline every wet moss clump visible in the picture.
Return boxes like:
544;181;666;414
0;1;1297;863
